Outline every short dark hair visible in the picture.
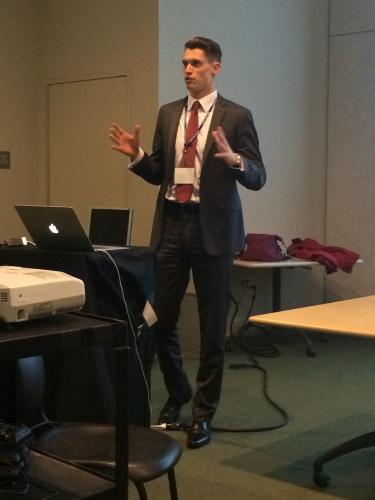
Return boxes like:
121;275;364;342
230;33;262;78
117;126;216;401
184;37;222;62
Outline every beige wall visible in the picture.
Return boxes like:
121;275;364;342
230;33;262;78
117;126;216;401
1;0;333;318
0;0;158;244
326;0;375;300
0;0;41;239
159;0;329;321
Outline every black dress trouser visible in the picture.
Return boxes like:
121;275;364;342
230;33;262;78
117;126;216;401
154;206;233;421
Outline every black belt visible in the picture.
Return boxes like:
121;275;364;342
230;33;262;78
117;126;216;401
164;199;200;215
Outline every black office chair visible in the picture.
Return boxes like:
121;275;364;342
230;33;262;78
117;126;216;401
313;432;375;487
16;356;182;500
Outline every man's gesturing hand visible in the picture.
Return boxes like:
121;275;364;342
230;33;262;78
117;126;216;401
109;123;141;161
212;126;239;167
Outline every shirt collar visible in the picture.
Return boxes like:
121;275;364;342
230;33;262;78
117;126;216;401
187;89;218;112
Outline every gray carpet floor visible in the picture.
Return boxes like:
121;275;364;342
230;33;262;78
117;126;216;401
129;330;375;499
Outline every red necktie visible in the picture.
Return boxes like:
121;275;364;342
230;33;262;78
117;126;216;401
175;101;200;203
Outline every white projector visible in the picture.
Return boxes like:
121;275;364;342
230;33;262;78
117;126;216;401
0;266;85;323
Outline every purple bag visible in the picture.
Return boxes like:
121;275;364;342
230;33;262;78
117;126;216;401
239;234;287;262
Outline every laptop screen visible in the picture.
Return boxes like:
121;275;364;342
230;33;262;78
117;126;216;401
89;208;133;247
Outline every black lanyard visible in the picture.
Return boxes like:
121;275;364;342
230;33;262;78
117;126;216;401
183;99;216;151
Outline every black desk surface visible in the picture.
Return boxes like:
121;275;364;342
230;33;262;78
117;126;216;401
0;246;155;426
0;313;125;360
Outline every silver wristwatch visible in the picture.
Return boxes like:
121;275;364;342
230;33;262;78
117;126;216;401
231;153;242;168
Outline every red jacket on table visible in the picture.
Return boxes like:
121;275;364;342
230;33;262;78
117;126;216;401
288;238;360;274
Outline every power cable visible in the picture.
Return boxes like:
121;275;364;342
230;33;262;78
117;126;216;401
211;285;289;433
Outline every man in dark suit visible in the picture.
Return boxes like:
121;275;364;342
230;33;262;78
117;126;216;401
110;37;266;448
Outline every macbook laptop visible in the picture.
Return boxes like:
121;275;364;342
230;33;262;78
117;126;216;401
15;205;133;252
89;207;133;249
15;205;95;252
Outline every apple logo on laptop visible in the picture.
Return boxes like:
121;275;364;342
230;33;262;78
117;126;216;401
49;223;59;234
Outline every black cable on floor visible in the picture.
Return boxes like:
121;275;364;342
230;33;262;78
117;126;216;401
212;355;289;433
229;287;280;358
213;286;289;432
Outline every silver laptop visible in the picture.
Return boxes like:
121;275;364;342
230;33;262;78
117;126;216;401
15;205;133;252
89;207;133;249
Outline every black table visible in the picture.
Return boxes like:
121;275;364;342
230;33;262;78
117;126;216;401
0;246;155;426
0;312;128;500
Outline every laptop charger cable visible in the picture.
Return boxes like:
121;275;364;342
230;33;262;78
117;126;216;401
3;237;29;247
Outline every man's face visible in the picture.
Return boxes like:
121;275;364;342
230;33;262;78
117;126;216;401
182;48;221;99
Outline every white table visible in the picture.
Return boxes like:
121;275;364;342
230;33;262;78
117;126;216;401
233;257;324;312
250;295;375;337
234;257;362;312
249;296;375;487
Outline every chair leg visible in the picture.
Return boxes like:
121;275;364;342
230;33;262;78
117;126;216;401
134;482;148;500
300;329;317;357
314;430;375;472
313;431;375;487
168;468;179;500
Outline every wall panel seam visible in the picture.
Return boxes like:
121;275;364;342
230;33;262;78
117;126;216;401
331;28;375;38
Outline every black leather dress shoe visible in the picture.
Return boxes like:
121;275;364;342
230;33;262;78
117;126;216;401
157;391;192;424
187;420;211;449
157;401;182;424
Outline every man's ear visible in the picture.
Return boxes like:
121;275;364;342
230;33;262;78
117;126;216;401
212;61;221;76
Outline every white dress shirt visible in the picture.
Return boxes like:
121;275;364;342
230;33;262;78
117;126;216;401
166;89;217;203
130;90;218;204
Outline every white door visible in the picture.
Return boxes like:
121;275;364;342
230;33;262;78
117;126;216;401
48;75;129;231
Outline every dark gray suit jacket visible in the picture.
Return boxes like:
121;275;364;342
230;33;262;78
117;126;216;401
132;94;266;255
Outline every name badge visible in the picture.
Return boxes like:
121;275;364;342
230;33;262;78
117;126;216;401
174;167;195;184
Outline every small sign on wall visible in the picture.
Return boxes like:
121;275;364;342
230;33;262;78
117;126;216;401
0;151;10;169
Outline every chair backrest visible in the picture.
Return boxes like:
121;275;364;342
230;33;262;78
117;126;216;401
16;355;45;426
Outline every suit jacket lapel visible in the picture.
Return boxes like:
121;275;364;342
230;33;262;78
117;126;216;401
202;94;226;167
167;99;186;172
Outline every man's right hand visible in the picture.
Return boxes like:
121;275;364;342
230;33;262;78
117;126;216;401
109;123;141;161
